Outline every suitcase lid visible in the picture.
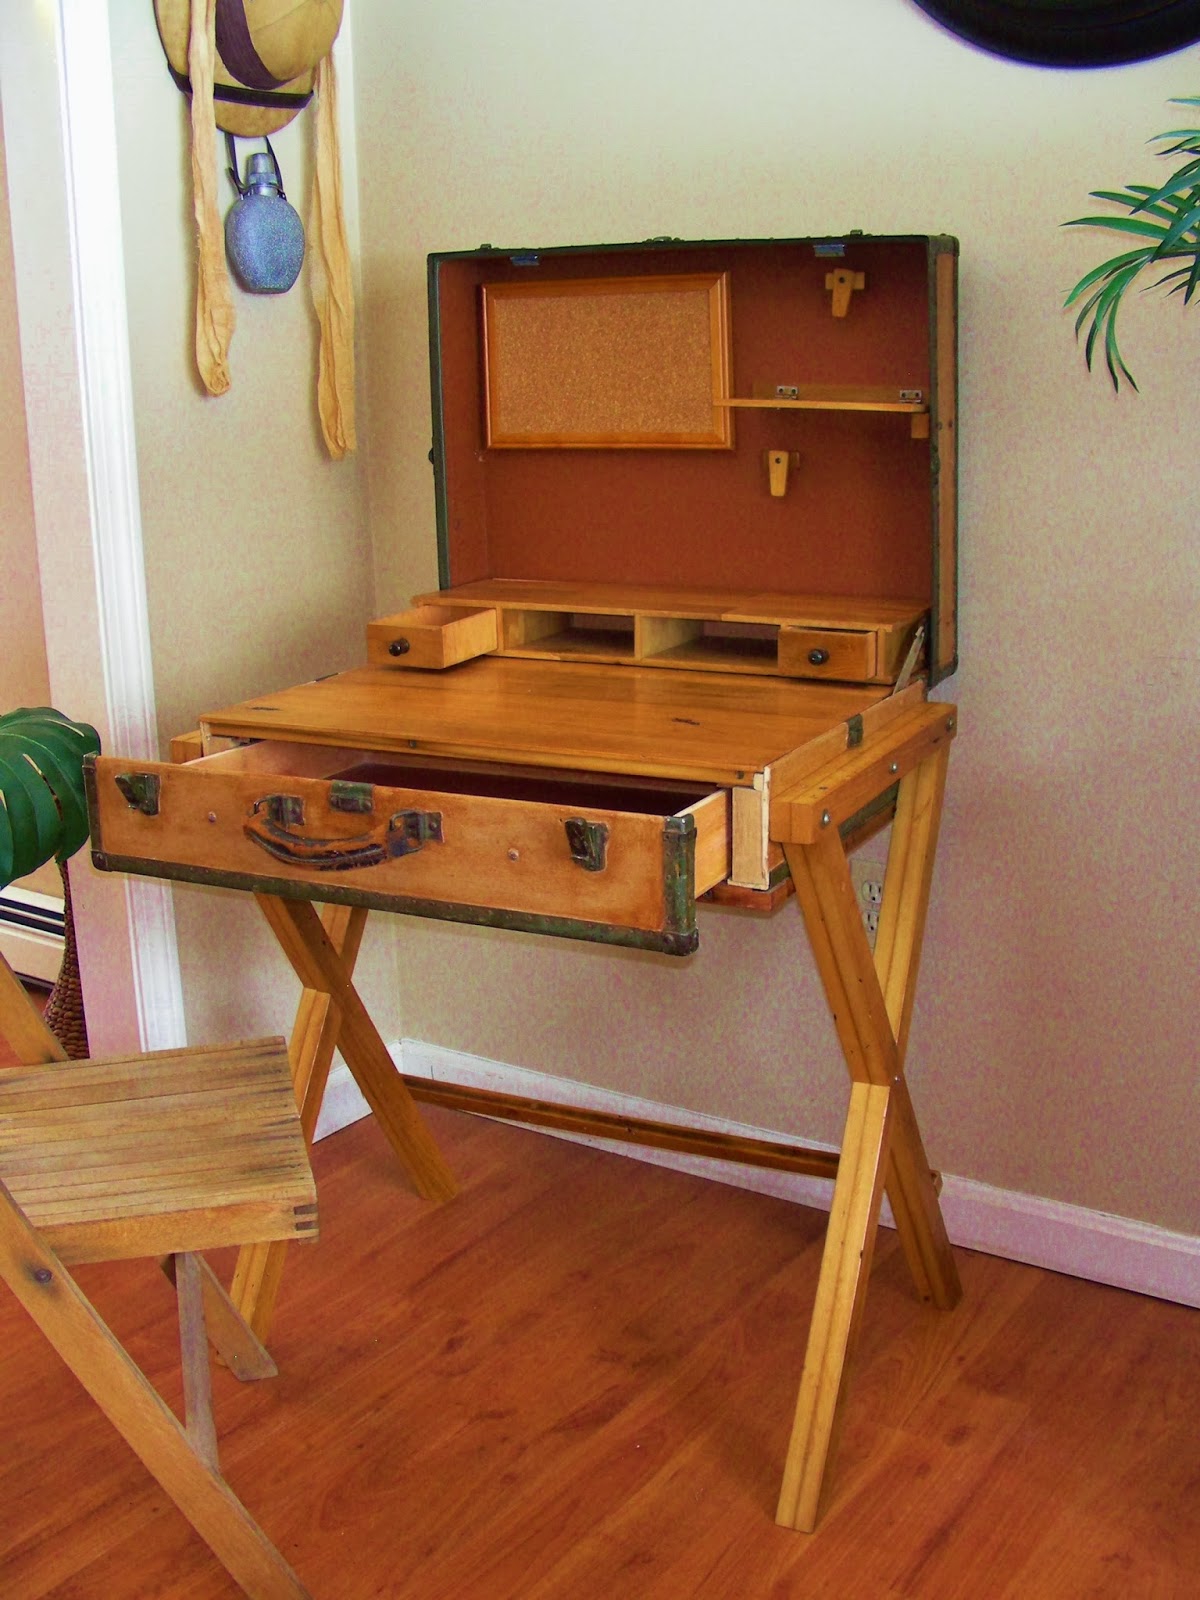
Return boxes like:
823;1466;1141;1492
425;232;958;683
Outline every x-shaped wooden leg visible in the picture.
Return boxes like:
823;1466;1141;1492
774;725;960;1531
0;1191;312;1599
0;947;67;1066
229;895;457;1339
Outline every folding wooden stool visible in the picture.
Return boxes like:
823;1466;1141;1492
0;951;318;1600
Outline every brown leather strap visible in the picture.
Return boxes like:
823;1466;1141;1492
166;60;312;113
214;0;285;89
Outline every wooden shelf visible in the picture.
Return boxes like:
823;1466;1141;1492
416;580;925;630
716;384;927;415
646;636;782;676
720;397;923;414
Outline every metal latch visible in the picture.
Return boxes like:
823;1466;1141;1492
390;810;443;856
330;781;374;814
565;818;609;872
114;772;161;816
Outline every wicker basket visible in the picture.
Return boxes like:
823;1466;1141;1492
43;859;89;1059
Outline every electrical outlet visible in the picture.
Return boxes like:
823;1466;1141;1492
850;858;886;949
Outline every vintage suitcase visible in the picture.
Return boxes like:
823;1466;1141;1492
83;233;963;1533
88;232;958;952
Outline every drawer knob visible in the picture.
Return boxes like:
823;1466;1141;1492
808;648;830;666
388;638;411;657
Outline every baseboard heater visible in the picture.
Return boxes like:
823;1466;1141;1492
0;887;65;984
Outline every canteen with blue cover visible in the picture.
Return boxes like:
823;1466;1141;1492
224;135;305;294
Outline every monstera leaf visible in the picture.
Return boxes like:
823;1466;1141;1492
0;707;101;891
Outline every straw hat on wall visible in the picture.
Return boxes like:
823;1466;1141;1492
155;0;344;135
155;0;354;458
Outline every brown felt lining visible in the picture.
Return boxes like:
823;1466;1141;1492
435;240;934;602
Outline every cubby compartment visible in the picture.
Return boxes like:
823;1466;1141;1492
641;619;780;674
501;609;637;663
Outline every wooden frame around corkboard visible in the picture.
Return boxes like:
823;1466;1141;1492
482;272;733;449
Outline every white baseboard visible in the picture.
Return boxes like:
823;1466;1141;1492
315;1042;1200;1310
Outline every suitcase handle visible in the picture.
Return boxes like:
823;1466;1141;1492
244;797;443;872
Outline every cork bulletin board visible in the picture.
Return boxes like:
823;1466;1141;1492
482;272;733;448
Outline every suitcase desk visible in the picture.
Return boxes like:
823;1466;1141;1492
87;232;961;1531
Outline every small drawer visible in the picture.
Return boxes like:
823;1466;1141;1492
86;744;731;956
366;605;498;669
776;627;876;681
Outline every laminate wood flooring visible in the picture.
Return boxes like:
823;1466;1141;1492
2;1105;1197;1598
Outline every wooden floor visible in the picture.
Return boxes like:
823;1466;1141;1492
2;1101;1199;1598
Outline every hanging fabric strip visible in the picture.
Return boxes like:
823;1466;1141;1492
309;52;356;458
188;0;235;395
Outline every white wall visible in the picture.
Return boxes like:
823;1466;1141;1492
0;104;57;901
4;2;1195;1238
352;0;1200;1233
104;4;383;1050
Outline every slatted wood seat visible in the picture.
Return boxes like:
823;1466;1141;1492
0;950;318;1600
0;1039;318;1263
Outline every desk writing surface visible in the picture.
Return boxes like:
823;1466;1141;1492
200;659;890;787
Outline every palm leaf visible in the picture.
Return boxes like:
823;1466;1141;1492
0;708;101;890
1064;93;1200;390
1149;263;1196;297
1153;215;1200;256
1092;277;1138;389
1065;213;1172;242
1067;258;1143;390
1089;189;1183;224
1149;134;1200;156
1065;247;1155;307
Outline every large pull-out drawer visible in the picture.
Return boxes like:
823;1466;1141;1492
86;742;730;956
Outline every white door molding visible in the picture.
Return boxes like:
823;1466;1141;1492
1;1;185;1050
